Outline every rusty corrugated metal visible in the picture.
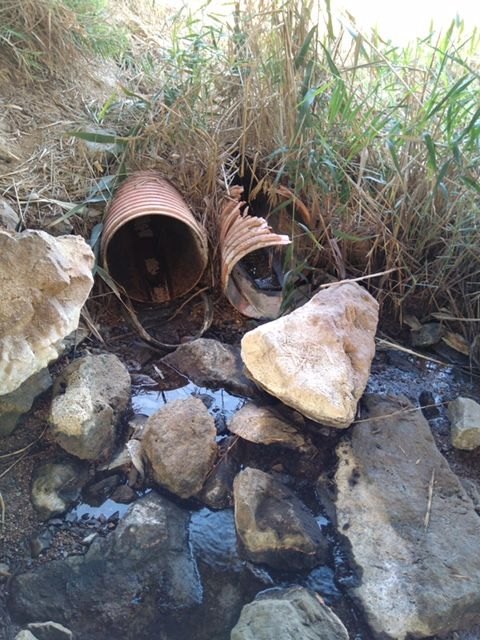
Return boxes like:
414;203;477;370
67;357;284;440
219;186;291;319
101;170;208;303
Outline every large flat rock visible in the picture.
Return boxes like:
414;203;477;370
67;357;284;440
335;395;480;639
241;282;378;428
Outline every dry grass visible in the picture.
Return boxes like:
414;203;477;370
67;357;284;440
0;0;479;348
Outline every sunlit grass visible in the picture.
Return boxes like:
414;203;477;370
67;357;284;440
103;0;478;340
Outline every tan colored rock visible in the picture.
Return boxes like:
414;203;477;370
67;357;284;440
241;282;379;428
0;230;94;395
228;402;311;451
142;397;217;499
233;468;328;570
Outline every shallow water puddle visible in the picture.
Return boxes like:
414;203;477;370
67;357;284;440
132;382;246;435
72;498;130;520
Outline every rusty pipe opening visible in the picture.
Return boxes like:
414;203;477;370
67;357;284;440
101;171;208;303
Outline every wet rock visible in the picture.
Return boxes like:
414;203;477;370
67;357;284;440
162;338;256;396
411;322;444;347
0;368;52;437
0;197;19;230
233;467;328;570
231;586;349;640
198;440;239;509
8;492;202;640
82;475;121;506
190;508;272;640
0;230;94;395
110;484;137;504
241;282;378;428
27;621;73;640
448;397;480;450
49;354;131;460
335;394;480;639
142;397;217;499
228;402;314;452
31;460;89;520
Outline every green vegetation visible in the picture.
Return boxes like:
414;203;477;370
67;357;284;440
98;0;479;341
2;0;479;345
0;0;127;74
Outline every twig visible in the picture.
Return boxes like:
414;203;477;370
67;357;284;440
424;468;435;531
353;401;448;425
0;450;30;481
318;268;400;289
0;491;5;528
376;338;445;365
0;426;47;459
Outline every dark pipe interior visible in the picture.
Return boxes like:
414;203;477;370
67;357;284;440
105;215;207;303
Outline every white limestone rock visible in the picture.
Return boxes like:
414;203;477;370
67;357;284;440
49;354;131;460
241;282;379;428
0;230;94;395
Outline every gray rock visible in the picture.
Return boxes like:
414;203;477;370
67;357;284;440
82;475;120;506
142;397;217;499
27;621;73;640
411;322;444;347
0;229;94;395
448;397;480;450
162;338;256;396
0;368;52;437
335;394;480;639
110;484;137;504
0;197;19;231
189;508;273;640
30;529;54;558
233;467;328;570
228;402;313;452
31;460;89;520
14;633;37;640
241;282;379;428
198;440;239;509
8;492;202;640
49;354;131;460
230;586;349;640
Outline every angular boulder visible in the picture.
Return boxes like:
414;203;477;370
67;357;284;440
233;467;328;570
49;354;131;460
230;587;349;640
142;397;217;499
8;492;202;640
0;230;94;395
335;395;480;639
241;282;378;428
